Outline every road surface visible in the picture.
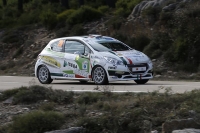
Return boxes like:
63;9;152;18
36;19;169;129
0;76;200;93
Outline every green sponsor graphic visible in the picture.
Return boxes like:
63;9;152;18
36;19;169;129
108;51;127;65
50;73;63;76
75;58;89;72
120;57;127;65
63;70;74;74
63;60;68;67
109;51;117;55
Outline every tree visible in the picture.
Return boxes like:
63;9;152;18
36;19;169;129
2;0;7;6
18;0;23;12
106;0;116;8
79;0;84;7
60;0;69;9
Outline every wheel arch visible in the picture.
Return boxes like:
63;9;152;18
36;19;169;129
36;64;49;78
91;64;109;82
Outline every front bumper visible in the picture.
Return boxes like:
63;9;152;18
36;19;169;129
106;63;153;81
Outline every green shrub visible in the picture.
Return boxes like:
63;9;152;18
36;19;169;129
17;10;40;25
46;89;74;104
57;9;75;22
70;24;86;36
25;0;43;11
142;7;161;17
112;33;128;43
13;85;49;104
143;41;160;58
114;7;125;16
115;0;142;17
40;9;58;29
126;35;150;51
0;87;27;101
67;6;103;25
151;49;162;58
9;111;64;133
85;0;107;8
55;26;70;37
6;60;15;69
105;16;123;30
0;85;74;104
98;5;109;14
0;64;7;71
77;92;102;105
69;0;79;9
1;31;22;44
39;102;56;111
0;125;9;133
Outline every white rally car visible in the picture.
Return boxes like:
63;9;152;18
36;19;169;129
35;35;153;85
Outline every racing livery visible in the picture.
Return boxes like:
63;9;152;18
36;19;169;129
35;35;153;85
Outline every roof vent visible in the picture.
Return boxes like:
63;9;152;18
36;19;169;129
89;34;102;38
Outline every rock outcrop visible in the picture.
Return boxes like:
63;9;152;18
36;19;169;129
128;0;194;19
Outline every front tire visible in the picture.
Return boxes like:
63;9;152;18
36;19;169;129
134;79;149;84
92;66;108;85
37;65;53;84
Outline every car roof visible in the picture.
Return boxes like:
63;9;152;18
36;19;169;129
49;35;118;44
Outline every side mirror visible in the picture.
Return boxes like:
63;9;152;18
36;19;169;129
81;53;89;59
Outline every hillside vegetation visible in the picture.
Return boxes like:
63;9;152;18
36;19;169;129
0;0;200;76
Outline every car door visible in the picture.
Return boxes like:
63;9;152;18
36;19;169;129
62;40;91;79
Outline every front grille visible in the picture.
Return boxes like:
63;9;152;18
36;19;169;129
127;63;148;74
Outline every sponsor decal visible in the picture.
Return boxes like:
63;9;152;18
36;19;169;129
82;61;88;70
63;60;77;68
63;60;89;78
68;62;77;68
63;73;75;78
41;56;61;68
125;57;133;64
108;66;117;69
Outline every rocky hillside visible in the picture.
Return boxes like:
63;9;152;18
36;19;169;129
0;0;200;80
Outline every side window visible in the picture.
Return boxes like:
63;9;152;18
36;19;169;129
85;45;91;54
65;41;85;54
51;40;64;52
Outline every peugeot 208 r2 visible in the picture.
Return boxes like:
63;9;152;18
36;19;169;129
35;35;153;85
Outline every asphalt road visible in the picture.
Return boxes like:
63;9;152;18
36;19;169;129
0;76;200;93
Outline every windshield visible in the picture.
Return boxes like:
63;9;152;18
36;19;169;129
89;41;132;52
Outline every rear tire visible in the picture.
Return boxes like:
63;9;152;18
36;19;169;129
92;66;108;85
37;65;53;84
134;79;149;84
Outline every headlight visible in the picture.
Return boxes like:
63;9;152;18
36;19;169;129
148;59;153;67
104;56;124;65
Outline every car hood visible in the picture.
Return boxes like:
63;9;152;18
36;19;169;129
100;50;150;65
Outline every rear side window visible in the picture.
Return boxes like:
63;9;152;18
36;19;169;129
51;40;64;52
